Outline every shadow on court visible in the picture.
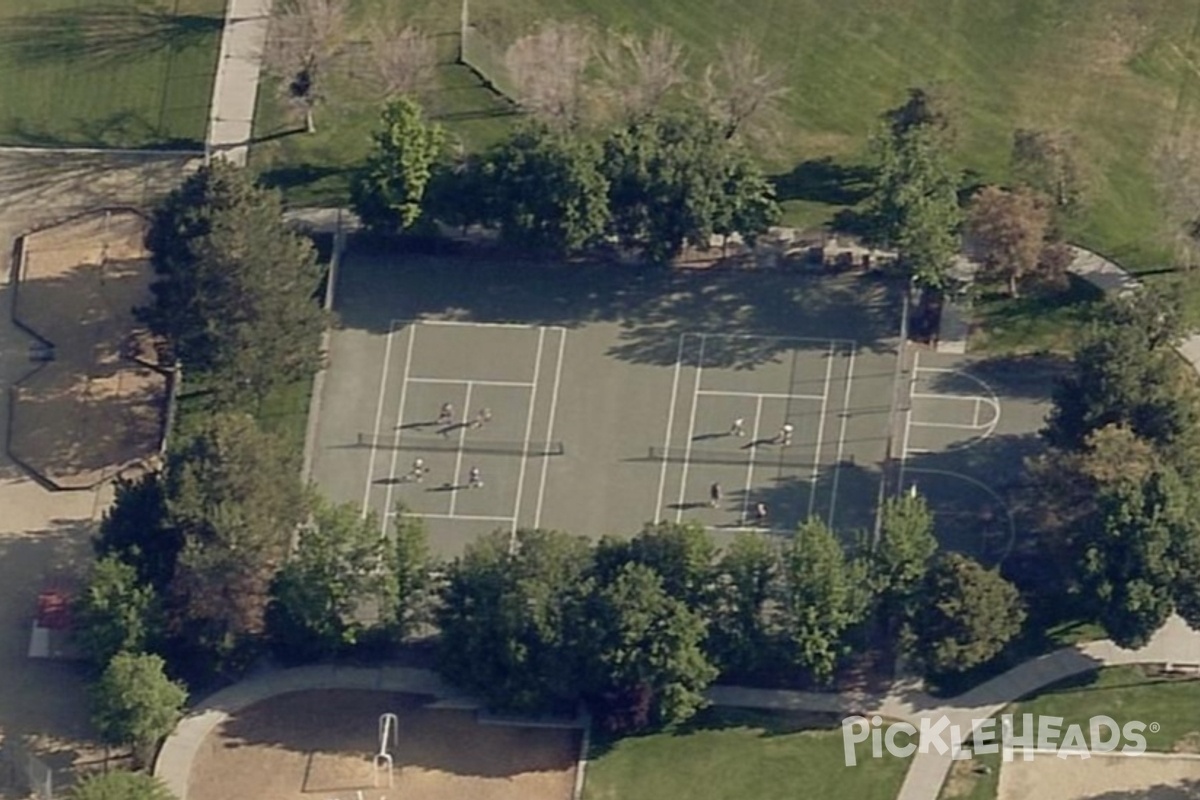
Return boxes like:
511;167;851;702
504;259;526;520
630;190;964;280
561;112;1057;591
334;245;901;369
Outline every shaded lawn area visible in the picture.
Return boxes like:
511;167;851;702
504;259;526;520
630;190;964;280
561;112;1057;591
968;275;1105;356
581;708;909;800
172;377;313;471
0;0;223;148
254;0;1200;270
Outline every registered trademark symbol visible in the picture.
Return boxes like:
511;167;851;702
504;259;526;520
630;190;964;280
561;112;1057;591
1149;722;1161;733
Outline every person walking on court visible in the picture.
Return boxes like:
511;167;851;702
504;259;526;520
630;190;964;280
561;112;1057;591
471;407;492;429
468;466;484;489
778;422;794;446
409;457;427;483
730;417;745;437
753;502;768;526
709;482;722;509
438;402;454;426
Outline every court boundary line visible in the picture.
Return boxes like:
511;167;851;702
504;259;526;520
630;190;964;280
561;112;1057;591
533;328;567;529
696;389;825;402
406;377;535;389
380;325;418;534
807;342;836;518
690;332;856;347
901;466;1017;564
392;318;569;333
389;510;517;524
447;381;476;516
361;320;398;516
510;328;547;542
675;334;708;522
654;335;687;523
739;395;765;524
827;343;857;530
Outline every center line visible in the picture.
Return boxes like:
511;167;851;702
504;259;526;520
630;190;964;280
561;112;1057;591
511;328;546;542
741;394;764;524
533;329;567;530
675;334;707;522
808;342;835;518
828;344;857;530
448;380;475;517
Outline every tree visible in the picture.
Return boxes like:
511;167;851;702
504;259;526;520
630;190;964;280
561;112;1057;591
602;111;779;262
504;21;594;128
914;553;1025;674
69;770;175;800
367;22;437;100
885;87;955;142
709;532;780;678
436;529;594;713
593;520;716;611
165;413;308;677
142;161;327;405
967;186;1052;297
266;501;392;663
352;98;445;234
90;653;187;766
873;493;938;613
484;125;611;254
865;119;963;289
597;29;688;122
701;32;789;142
1011;128;1085;217
581;562;716;732
74;557;161;672
94;475;180;594
384;510;432;637
776;519;872;682
425;153;490;234
263;0;348;132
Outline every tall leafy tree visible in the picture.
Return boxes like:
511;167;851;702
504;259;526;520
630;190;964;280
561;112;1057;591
436;529;594;713
352;97;445;234
776;519;872;682
164;413;308;677
865;92;962;289
90;653;187;766
384;509;432;637
709;532;779;678
581;562;716;732
602;111;778;262
68;770;175;800
74;557;162;672
873;493;937;618
94;475;180;594
266;501;393;663
966;185;1053;297
914;553;1025;674
141;161;327;404
593;521;716;611
483;125;611;254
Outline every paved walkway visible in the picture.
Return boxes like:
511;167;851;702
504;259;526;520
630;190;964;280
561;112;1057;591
207;0;272;166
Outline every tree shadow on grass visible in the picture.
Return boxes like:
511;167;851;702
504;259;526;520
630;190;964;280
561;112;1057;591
1;112;205;151
771;157;875;206
0;5;222;68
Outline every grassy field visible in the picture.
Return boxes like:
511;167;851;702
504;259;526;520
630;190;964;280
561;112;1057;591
251;0;1200;271
968;275;1106;355
581;708;909;800
0;0;224;148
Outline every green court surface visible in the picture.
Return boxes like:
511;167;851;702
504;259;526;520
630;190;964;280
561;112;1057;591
309;251;1054;556
0;0;223;148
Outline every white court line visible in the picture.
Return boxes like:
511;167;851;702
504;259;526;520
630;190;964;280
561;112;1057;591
973;397;981;428
898;349;919;489
693;332;856;346
740;395;764;524
361;323;398;516
696;389;825;401
675;334;707;522
380;327;418;533
406;377;535;388
416;319;543;330
808;342;835;519
511;328;546;539
654;335;687;523
909;419;989;431
533;328;567;529
447;381;475;517
704;525;792;536
391;511;517;523
828;343;857;530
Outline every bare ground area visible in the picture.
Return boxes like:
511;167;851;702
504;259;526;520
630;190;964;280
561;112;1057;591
998;751;1200;799
188;690;579;800
0;149;197;797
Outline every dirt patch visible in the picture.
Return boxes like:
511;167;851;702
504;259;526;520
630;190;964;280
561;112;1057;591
998;751;1200;799
187;690;579;800
10;210;169;488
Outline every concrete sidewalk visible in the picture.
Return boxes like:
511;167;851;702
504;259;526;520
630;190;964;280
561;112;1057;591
207;0;272;166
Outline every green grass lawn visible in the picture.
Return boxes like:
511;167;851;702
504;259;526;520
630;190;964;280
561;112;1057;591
582;708;909;800
253;0;1200;271
967;275;1106;356
0;0;224;148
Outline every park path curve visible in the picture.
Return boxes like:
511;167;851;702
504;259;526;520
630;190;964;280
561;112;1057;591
207;0;272;166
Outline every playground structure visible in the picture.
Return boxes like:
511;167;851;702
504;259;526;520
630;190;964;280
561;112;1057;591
374;713;398;789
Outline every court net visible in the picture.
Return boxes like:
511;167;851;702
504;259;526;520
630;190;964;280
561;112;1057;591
648;446;811;468
358;434;565;457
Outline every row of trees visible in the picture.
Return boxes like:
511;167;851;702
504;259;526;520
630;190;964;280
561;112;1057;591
351;98;781;262
1027;287;1200;648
